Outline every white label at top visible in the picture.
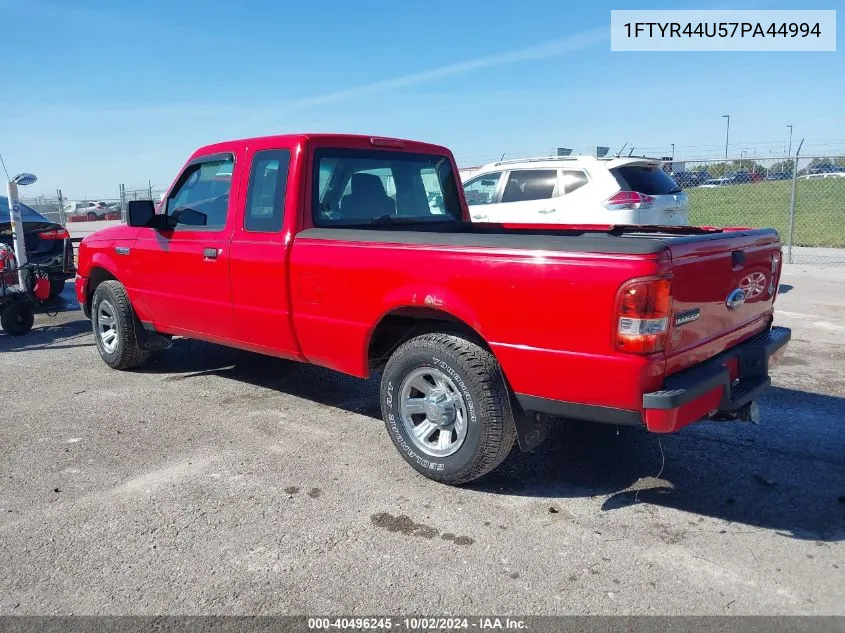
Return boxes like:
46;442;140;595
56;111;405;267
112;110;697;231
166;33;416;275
611;10;836;51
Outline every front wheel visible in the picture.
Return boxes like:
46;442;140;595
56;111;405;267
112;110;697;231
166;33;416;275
380;333;516;485
91;280;150;369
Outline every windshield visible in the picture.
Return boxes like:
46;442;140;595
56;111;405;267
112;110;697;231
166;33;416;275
313;149;462;227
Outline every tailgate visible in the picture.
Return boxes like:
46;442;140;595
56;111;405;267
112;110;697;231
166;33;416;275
663;229;782;376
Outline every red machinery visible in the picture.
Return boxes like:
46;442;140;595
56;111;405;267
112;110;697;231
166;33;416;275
0;243;50;336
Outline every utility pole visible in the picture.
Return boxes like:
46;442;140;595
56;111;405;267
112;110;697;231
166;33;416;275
786;124;793;157
722;114;730;159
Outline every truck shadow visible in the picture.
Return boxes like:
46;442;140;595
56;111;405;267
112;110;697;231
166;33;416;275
139;338;383;419
136;339;844;541
473;387;845;542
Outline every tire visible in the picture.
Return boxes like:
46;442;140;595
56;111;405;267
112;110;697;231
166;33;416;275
91;280;150;369
87;212;97;221
48;278;66;298
1;301;34;336
380;332;516;485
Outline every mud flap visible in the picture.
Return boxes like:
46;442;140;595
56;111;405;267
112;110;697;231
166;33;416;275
514;411;549;452
137;319;173;352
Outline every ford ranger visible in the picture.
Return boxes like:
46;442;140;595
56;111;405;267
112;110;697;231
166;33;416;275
76;134;790;484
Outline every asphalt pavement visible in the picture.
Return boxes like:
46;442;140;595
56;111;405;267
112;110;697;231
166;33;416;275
0;265;843;615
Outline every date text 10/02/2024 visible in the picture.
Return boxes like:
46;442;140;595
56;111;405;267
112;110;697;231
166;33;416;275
307;617;528;630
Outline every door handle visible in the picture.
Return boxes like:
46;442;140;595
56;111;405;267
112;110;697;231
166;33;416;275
472;214;488;220
538;208;556;214
203;247;220;260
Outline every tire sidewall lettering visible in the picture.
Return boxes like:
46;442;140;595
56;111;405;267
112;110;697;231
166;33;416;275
383;348;482;475
431;356;476;424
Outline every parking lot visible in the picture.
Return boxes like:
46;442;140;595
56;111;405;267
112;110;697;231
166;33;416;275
1;266;843;616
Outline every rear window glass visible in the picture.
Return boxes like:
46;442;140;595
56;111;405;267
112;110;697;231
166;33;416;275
613;165;679;195
313;149;462;227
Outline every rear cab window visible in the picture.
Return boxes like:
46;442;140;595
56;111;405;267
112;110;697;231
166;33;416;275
613;165;681;195
313;149;462;227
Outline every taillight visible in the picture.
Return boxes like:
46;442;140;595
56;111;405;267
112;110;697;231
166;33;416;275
615;277;672;354
603;191;654;211
38;228;70;240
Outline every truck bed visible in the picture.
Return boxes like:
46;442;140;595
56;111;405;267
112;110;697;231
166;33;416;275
298;225;777;256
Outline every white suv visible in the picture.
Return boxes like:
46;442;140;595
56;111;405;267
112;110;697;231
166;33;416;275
462;156;689;226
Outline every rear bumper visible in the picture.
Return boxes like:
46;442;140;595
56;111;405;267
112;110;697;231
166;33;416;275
515;326;790;433
642;326;791;432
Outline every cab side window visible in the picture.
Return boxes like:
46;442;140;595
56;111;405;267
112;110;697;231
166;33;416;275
166;156;234;230
244;149;291;232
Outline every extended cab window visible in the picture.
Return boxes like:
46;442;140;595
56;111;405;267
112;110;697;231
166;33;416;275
501;170;558;203
313;149;461;227
244;149;290;232
166;156;234;229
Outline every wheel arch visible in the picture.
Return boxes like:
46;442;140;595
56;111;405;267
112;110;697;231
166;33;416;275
367;305;492;374
85;265;119;312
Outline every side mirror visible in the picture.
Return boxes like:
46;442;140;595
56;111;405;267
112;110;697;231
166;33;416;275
127;200;156;227
480;179;496;186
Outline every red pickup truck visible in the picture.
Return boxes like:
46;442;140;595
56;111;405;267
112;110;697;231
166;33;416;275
76;134;790;484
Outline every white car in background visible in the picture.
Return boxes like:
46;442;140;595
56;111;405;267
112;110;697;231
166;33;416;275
699;178;733;188
64;200;112;220
462;156;689;226
798;172;845;180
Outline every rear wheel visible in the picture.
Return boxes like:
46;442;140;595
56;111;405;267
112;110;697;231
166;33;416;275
91;280;149;369
380;333;516;485
86;212;97;221
1;300;35;336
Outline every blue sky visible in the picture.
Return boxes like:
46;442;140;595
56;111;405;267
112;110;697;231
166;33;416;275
1;0;842;197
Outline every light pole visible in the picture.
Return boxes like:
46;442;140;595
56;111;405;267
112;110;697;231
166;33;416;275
722;114;730;160
5;172;38;288
786;124;793;157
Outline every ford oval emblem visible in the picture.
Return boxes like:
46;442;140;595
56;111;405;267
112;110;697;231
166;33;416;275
726;289;746;311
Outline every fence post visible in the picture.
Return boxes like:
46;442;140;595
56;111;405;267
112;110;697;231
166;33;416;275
57;189;65;225
148;180;153;201
786;139;804;264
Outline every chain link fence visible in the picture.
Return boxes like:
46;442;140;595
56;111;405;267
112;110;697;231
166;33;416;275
673;155;845;265
19;184;167;226
13;156;845;265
